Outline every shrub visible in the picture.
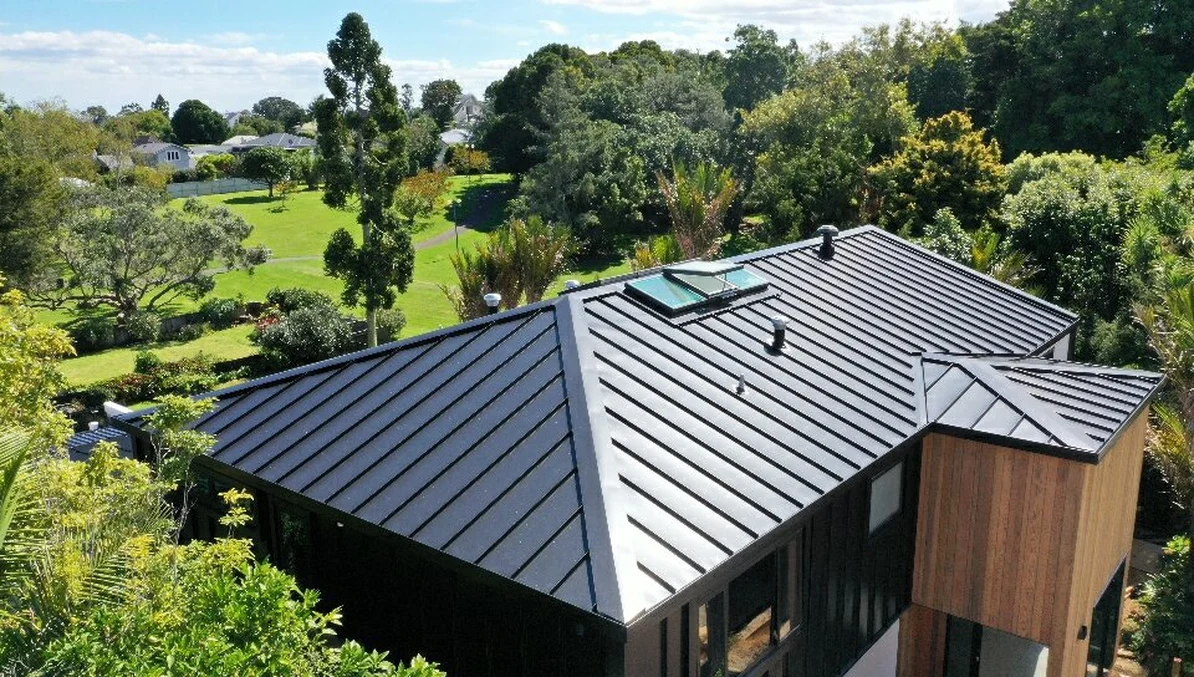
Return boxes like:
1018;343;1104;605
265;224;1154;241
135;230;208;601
70;316;118;353
123;311;161;344
174;323;209;342
265;287;337;314
376;308;407;343
256;307;355;369
1131;536;1194;674
134;350;163;374
198;297;243;329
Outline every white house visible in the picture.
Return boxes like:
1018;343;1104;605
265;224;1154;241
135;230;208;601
132;142;192;170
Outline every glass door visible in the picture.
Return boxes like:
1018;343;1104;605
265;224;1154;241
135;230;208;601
1086;562;1127;677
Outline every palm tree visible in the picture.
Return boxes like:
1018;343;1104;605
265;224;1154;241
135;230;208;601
657;161;739;259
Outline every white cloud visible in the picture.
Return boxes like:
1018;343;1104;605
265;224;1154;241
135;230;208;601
0;30;504;110
540;19;569;35
548;0;1010;48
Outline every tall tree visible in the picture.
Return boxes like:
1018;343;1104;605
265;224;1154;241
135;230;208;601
315;12;412;347
118;102;143;116
0;157;66;288
150;93;170;115
171;99;230;144
421;78;462;130
723;25;790;113
400;83;415;115
82;105;109;125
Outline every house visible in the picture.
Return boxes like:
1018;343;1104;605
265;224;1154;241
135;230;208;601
454;93;483;127
115;226;1161;677
132;142;191;170
230;132;315;154
92;151;133;174
221;135;259;146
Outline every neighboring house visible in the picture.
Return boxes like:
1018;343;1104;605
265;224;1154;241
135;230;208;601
454;93;482;127
115;227;1161;677
132;142;191;170
221;135;259;146
231;132;315;154
224;110;249;128
92;151;132;174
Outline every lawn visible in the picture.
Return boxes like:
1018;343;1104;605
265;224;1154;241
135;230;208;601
52;174;632;387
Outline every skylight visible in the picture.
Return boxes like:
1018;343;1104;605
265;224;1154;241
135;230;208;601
625;262;769;315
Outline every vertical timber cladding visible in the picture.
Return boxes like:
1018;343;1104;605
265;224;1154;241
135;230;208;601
910;413;1148;676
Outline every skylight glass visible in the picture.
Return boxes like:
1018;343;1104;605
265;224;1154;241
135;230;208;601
624;262;770;315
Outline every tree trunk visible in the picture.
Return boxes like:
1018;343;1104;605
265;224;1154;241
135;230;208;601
366;308;377;348
268;183;274;198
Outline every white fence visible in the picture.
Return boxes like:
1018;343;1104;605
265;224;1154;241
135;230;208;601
167;178;268;198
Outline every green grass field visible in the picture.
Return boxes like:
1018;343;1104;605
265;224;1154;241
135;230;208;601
52;174;631;387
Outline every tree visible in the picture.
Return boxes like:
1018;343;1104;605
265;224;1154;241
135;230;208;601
479;43;592;174
421;79;463;131
252;96;305;130
1170;72;1194;149
82;105;109;125
441;216;573;320
869;111;1006;235
0;284;72;444
118;102;143;116
0;156;66;287
170;99;230;144
2;100;102;179
315;12;412;347
723;25;791;113
1131;535;1194;676
240;146;292;197
102;109;172;144
394;169;450;227
405;114;441;172
657;160;738;259
400;83;415;115
150;94;169;115
233;113;284;137
24;186;269;317
449;146;491;180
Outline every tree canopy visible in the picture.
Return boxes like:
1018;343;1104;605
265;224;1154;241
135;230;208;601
171;99;230;144
240;146;292;197
252;96;305;130
420;79;462;131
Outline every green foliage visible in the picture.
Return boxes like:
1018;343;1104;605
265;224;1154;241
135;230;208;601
171;99;230;145
722;25;792;113
442;216;573;319
316;12;412;347
395;169;451;227
103;109;173;145
252;96;306;130
0;286;73;444
69;316;117;353
1;100;102;180
629;233;684;271
198;296;244;329
657;161;738;259
1171;73;1194;149
123;310;161;344
405;115;442;172
0;155;66;287
195;152;238;181
375;308;407;342
150;94;169;115
870;111;1006;235
93;352;221;403
255;306;356;369
1131;536;1194;675
266;286;338;313
421;79;463;131
241;146;293;197
919;208;972;264
290;149;322;190
23;185;270;316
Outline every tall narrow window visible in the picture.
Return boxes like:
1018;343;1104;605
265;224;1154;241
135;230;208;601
681;604;690;677
660;618;668;677
699;594;725;677
728;555;777;676
868;461;904;533
778;529;805;638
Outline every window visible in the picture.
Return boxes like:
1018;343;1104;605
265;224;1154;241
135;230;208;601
778;529;804;638
166;150;179;161
625;262;769;316
728;555;777;676
868;461;903;534
698;594;725;677
660;618;668;677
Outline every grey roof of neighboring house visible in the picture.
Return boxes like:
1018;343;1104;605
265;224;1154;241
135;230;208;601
133;142;188;155
440;129;469;145
66;426;131;462
235;133;315;149
116;226;1158;626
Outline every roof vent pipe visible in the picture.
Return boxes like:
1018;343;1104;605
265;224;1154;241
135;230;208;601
817;224;839;259
770;316;788;351
484;292;502;314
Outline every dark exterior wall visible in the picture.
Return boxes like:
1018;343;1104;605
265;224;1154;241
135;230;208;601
184;462;624;677
626;443;922;677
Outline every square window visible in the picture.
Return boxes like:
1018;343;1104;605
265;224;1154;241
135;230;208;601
868;461;903;533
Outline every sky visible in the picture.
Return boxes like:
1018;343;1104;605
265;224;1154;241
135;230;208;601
0;0;1013;113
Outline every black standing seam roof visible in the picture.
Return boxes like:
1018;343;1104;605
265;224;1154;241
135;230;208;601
118;226;1160;626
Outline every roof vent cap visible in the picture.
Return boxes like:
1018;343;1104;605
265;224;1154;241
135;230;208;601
770;316;788;351
483;292;502;314
817;224;839;259
735;374;747;395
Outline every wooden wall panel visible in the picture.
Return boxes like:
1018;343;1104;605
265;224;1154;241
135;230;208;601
1058;414;1148;676
911;433;1087;646
897;604;948;677
906;412;1149;677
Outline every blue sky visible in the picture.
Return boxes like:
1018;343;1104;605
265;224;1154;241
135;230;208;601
0;0;1012;112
